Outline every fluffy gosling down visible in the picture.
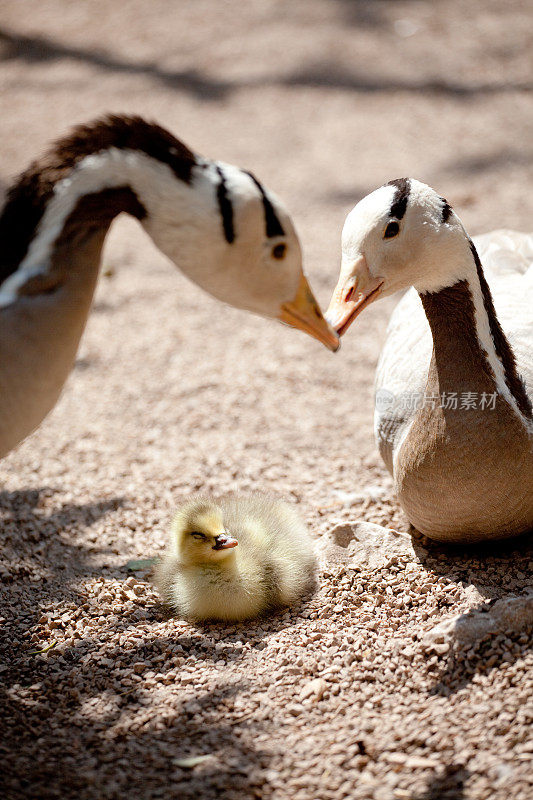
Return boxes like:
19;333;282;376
154;494;316;621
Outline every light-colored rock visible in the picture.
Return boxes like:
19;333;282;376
382;752;439;769
173;754;213;769
423;590;533;650
319;521;415;570
300;678;327;701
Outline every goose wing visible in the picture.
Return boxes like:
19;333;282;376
473;229;533;279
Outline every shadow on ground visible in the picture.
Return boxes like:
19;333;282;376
415;763;470;800
1;675;268;800
2;28;531;102
0;487;310;799
0;486;124;583
0;486;125;663
412;532;533;694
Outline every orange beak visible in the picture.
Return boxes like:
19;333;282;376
325;255;384;336
278;273;340;351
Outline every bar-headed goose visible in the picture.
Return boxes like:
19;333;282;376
0;115;338;458
326;179;532;543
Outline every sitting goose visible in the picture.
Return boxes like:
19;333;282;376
0;115;338;458
326;178;532;543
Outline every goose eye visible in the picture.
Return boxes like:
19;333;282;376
191;532;206;540
272;243;287;259
383;221;400;239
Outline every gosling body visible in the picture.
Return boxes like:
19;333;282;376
155;493;316;621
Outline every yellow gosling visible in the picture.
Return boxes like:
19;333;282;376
154;493;316;621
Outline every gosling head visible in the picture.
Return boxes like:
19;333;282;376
326;178;473;335
172;499;238;566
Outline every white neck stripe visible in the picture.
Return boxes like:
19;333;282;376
0;148;187;308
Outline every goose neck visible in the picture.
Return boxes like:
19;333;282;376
419;242;532;424
0;143;211;308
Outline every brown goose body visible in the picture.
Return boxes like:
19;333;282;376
377;250;533;542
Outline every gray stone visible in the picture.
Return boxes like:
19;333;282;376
319;521;414;570
423;590;533;649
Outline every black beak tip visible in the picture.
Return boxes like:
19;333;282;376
213;536;227;550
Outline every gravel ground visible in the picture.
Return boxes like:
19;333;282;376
0;2;532;798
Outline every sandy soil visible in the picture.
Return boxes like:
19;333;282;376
0;1;532;798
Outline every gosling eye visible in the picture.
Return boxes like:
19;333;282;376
191;532;207;541
272;243;287;260
383;221;400;239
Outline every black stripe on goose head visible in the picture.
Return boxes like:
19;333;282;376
244;171;285;238
215;166;235;244
439;196;453;223
386;178;411;220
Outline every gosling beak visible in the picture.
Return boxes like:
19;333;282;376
278;273;340;352
325;255;384;336
213;533;239;550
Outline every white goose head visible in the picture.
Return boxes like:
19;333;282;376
141;156;323;334
0;115;338;350
326;178;473;333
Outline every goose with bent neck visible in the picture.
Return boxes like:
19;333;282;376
0;115;338;459
326;178;532;542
